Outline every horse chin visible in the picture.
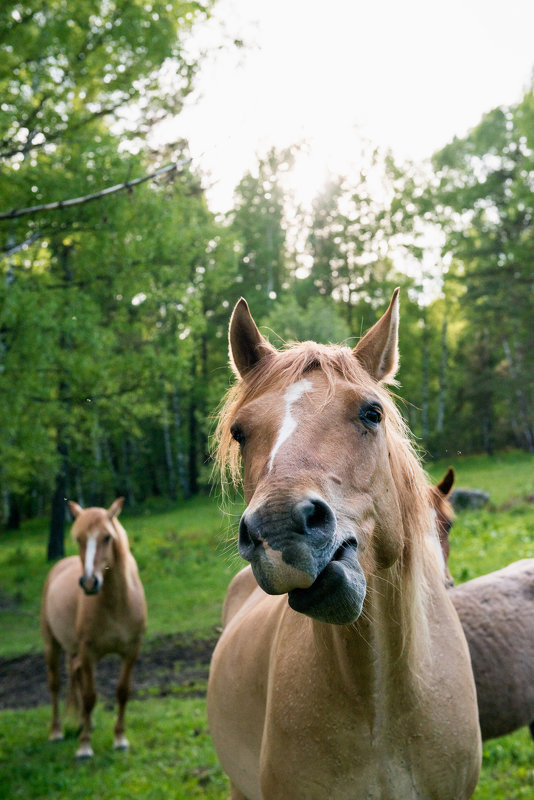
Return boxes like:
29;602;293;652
287;540;366;625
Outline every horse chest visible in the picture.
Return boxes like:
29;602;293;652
77;594;144;656
210;606;479;800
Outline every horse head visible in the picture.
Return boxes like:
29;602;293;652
219;289;422;625
68;498;124;595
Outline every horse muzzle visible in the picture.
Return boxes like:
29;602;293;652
79;574;102;595
239;496;337;592
238;494;367;624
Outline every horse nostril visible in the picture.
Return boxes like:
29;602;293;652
238;512;261;560
293;498;336;538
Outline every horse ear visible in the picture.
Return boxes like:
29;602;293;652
68;500;83;519
353;288;400;382
229;298;275;378
107;497;124;519
437;467;455;498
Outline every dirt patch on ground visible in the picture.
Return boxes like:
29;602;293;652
0;632;219;711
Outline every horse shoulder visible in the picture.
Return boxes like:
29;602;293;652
42;556;81;653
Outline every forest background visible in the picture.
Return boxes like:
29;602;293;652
1;0;533;559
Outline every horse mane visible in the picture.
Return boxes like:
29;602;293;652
214;340;443;670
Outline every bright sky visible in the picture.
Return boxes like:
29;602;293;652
160;0;534;212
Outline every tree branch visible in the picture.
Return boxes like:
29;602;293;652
2;232;42;256
0;160;190;220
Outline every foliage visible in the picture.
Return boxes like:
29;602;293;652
0;0;237;542
229;146;297;319
261;294;351;345
423;85;534;455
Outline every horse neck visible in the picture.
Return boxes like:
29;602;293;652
314;564;432;707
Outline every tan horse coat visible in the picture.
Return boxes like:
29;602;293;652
41;499;146;759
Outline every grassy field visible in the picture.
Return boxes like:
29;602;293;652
1;450;534;798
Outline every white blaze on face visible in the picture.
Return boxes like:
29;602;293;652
268;379;313;472
84;533;97;576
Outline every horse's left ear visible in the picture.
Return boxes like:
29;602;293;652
107;497;124;519
353;288;400;382
229;298;276;378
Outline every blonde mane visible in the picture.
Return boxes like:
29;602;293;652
214;340;442;670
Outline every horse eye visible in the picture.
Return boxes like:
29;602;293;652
103;534;112;544
230;425;246;446
360;404;383;426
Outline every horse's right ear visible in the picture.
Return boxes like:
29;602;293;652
437;467;455;497
68;500;83;519
229;298;276;378
353;288;400;382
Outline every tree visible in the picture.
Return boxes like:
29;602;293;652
230;147;296;320
0;0;222;554
427;85;534;453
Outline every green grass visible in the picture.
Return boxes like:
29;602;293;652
1;702;533;800
1;450;534;798
0;693;227;800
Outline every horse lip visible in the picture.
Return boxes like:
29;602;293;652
332;537;358;560
287;536;365;624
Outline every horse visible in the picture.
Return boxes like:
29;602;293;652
426;468;534;742
41;498;147;759
207;292;481;800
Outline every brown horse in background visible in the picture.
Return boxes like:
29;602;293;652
208;292;481;800
41;498;146;759
427;468;534;743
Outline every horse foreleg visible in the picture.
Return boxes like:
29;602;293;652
113;652;138;750
74;656;96;760
45;636;63;741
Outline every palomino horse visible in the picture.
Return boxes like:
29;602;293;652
41;498;147;759
208;292;481;800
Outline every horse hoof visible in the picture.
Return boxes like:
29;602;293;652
49;731;64;742
75;745;94;760
113;736;129;751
